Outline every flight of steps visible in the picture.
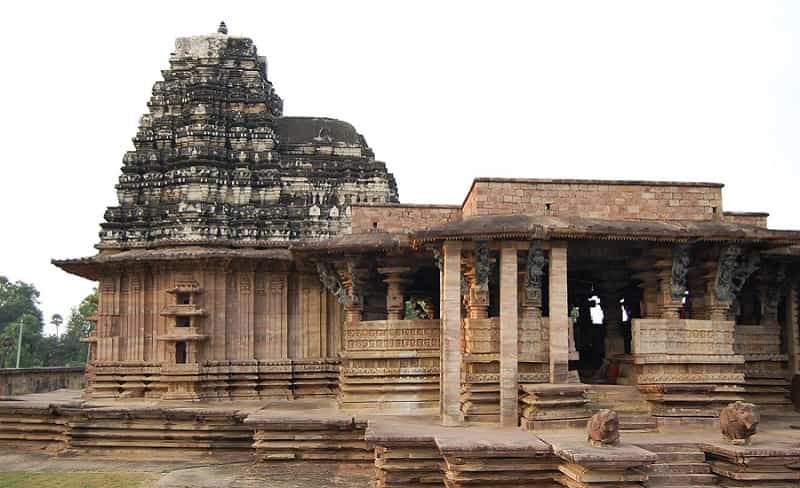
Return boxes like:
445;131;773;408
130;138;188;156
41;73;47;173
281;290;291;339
638;445;718;488
586;385;657;432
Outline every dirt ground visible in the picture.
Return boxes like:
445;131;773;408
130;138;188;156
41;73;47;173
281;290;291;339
0;450;372;488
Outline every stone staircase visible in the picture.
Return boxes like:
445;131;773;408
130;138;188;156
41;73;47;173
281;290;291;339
586;384;658;432
638;445;718;487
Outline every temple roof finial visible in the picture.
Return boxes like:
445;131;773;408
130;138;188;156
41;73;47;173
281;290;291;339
218;21;228;35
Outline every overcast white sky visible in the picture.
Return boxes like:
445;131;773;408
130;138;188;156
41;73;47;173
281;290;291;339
1;1;798;334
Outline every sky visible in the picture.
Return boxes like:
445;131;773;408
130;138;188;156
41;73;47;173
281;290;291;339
0;1;798;335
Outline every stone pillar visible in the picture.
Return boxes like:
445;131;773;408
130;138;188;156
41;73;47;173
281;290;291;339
499;243;519;427
657;268;683;319
787;285;799;376
602;292;625;358
441;241;463;425
549;242;569;383
636;271;661;319
462;240;490;320
378;267;411;320
342;263;365;323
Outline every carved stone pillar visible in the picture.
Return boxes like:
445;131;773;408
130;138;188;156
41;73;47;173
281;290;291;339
601;291;624;358
465;240;490;319
441;241;463;425
499;243;519;427
637;271;661;319
549;242;569;383
342;262;366;324
378;267;412;320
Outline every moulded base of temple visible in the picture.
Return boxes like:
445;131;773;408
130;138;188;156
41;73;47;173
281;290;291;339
1;389;798;488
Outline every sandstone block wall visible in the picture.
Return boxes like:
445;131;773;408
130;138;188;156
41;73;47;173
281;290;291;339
462;178;724;221
723;211;769;228
0;367;85;396
350;204;461;233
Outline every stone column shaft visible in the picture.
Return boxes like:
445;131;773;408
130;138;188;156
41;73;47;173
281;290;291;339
499;244;519;427
549;242;569;383
441;241;463;425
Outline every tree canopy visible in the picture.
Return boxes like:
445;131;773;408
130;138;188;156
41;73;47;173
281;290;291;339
0;276;95;368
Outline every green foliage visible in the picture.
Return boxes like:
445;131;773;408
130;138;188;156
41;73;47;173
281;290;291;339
0;276;97;368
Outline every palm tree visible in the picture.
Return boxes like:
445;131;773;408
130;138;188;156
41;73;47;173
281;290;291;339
50;314;63;339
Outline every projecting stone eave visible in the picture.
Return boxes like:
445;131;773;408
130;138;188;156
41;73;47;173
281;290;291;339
52;246;293;281
408;214;800;248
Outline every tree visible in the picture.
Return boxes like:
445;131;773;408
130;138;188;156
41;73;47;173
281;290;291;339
0;277;44;368
50;314;63;339
59;289;98;366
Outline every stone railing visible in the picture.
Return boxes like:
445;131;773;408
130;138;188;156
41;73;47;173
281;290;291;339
0;366;85;396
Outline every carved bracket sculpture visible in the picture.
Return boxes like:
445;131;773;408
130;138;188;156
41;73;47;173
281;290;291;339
317;262;347;305
714;245;760;302
525;241;547;304
669;244;691;300
474;240;491;292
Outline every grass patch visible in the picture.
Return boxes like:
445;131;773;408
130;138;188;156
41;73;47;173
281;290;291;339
0;472;156;488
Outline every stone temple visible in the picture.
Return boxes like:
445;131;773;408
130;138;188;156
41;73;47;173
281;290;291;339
6;24;800;487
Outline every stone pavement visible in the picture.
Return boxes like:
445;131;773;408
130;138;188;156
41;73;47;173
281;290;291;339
0;450;372;487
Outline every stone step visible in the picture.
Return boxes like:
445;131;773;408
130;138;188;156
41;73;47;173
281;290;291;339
645;473;718;486
618;414;658;432
653;451;706;464
642;462;711;475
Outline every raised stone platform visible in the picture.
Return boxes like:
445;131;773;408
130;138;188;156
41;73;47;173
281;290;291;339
0;389;798;486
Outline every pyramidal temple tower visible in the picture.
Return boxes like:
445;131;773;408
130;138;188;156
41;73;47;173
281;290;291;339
101;22;398;249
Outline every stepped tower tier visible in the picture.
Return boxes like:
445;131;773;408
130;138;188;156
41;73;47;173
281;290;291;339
100;24;398;249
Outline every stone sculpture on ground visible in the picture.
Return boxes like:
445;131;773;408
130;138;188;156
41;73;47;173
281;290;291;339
586;409;620;447
719;400;760;445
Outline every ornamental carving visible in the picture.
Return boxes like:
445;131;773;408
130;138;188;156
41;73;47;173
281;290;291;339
474;240;490;291
714;245;760;302
525;241;547;303
670;244;691;299
317;262;347;304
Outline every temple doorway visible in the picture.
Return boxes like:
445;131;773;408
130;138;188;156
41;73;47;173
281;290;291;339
568;242;641;383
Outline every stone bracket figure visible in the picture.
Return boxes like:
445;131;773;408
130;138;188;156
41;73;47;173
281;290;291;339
714;245;760;302
670;244;691;300
317;262;347;305
525;241;547;305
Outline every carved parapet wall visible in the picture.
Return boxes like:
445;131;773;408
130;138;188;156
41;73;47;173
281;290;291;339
339;320;440;412
632;319;745;424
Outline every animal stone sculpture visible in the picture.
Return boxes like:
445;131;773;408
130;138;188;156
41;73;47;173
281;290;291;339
720;401;759;445
587;409;620;447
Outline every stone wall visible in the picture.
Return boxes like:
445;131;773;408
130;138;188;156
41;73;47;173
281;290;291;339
722;211;769;227
462;178;724;221
350;204;461;233
0;367;85;396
